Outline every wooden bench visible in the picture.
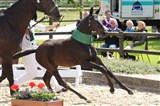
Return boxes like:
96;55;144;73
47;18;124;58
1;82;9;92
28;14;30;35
0;64;82;86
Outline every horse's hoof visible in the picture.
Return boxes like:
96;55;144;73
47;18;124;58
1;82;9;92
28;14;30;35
110;88;114;94
62;88;68;92
86;99;92;103
56;88;68;93
128;91;134;95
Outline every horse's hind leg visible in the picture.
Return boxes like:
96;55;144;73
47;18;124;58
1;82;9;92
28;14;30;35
53;69;92;103
2;60;14;95
43;71;53;91
0;69;6;83
92;57;133;95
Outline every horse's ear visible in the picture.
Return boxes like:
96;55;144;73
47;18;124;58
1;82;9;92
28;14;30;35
89;7;94;16
95;7;101;15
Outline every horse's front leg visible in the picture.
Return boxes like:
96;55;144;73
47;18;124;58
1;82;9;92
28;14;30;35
43;71;53;91
2;59;14;95
52;69;92;103
81;60;115;94
91;56;133;95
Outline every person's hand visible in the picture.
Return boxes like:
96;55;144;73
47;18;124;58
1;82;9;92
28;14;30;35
104;19;109;25
54;23;60;28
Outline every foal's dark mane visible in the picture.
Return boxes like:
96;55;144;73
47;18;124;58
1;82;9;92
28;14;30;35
77;16;91;35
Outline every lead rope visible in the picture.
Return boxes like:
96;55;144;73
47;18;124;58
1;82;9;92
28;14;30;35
29;15;48;30
53;15;64;32
29;15;64;40
51;15;64;39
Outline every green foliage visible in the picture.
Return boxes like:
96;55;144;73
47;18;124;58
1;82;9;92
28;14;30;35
67;0;75;4
57;0;99;7
102;59;160;74
57;1;79;7
83;1;99;7
12;89;57;101
29;91;57;101
11;82;57;102
76;6;84;12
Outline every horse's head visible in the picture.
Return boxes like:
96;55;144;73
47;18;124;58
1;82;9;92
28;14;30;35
78;7;107;38
36;0;61;21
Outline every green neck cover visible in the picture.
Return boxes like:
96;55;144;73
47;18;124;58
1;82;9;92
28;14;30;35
71;28;94;44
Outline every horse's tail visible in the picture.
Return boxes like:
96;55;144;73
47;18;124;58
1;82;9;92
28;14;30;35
13;49;36;59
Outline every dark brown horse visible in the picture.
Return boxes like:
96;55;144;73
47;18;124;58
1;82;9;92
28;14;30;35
0;0;61;94
14;7;133;102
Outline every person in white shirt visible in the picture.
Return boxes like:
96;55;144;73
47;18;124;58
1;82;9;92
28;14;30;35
14;14;65;92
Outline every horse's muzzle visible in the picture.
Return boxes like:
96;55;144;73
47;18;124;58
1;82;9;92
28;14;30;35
51;13;62;21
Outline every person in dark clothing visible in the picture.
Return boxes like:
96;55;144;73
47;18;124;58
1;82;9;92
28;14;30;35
102;10;112;29
124;21;147;60
100;18;122;59
131;21;147;48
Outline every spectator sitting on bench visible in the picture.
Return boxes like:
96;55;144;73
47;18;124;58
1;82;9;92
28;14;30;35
124;21;147;60
100;18;122;59
124;20;135;59
124;20;135;40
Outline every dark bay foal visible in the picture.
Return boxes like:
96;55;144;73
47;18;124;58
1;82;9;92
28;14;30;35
13;7;133;102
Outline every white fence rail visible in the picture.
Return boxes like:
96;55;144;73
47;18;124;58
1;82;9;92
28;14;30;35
0;64;82;86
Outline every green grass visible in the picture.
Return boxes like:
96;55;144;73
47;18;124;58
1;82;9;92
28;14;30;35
148;39;160;50
37;10;79;26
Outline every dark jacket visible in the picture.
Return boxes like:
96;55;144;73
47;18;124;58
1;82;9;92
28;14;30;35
102;19;111;28
133;28;147;47
104;27;122;47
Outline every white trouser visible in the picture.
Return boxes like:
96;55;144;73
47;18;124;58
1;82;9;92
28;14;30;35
14;38;63;91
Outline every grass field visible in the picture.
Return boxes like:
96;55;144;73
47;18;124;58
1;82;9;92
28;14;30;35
35;11;160;66
37;10;80;26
